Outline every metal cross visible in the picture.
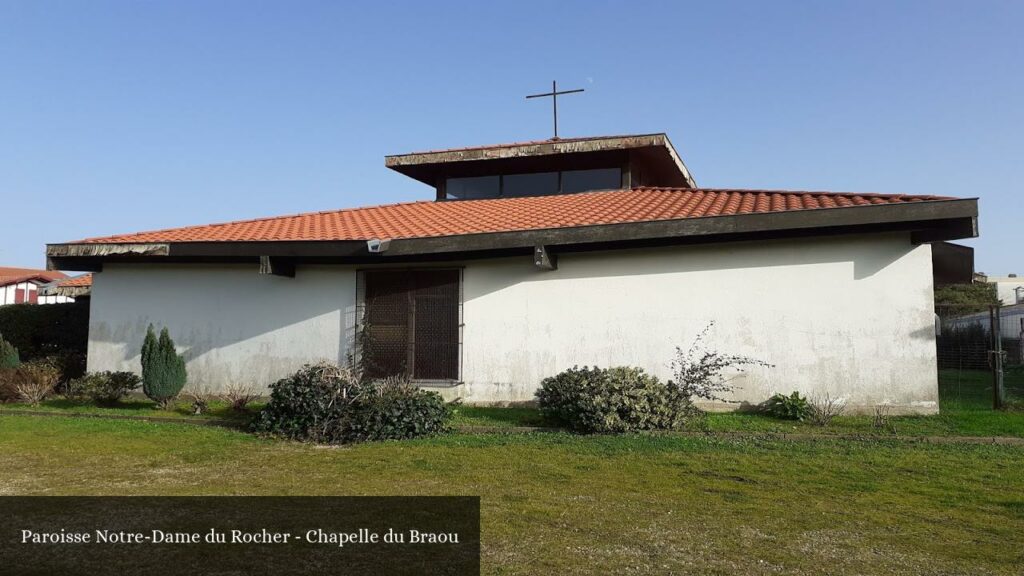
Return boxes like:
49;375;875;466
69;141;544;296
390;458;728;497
526;80;584;139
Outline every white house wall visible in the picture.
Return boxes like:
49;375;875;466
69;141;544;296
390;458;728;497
1;282;36;305
87;233;938;413
459;233;937;413
992;279;1024;306
0;282;74;305
88;265;357;390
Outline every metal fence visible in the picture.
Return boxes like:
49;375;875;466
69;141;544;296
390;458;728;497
936;303;1023;409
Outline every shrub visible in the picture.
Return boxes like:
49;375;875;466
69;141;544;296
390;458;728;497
253;363;453;444
253;363;356;442
141;325;187;409
345;377;454;442
221;383;259;412
0;368;17;402
67;371;141;405
7;360;61;405
669;322;773;404
872;405;896;433
536;366;694;434
184;383;216;415
808;393;847;427
0;333;19;368
49;351;87;391
763;391;811;421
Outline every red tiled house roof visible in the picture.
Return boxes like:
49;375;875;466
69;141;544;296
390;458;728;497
71;188;957;245
55;274;92;288
0;266;66;286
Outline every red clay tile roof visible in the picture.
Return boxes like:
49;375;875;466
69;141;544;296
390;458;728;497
54;274;92;288
68;188;959;245
0;267;66;285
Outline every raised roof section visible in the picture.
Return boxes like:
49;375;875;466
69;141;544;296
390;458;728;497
385;134;697;195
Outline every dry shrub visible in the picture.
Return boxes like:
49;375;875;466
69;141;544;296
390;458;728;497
0;367;18;402
8;361;61;405
184;383;216;415
872;405;897;433
221;383;259;412
808;393;847;427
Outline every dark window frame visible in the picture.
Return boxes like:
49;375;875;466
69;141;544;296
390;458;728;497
355;267;463;385
444;167;623;200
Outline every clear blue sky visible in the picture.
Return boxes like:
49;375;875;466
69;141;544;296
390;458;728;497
2;1;1020;274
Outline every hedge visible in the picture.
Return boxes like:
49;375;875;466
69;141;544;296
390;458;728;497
0;301;89;360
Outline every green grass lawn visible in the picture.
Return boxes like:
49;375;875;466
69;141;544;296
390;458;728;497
1;415;1023;574
3;369;1024;573
686;368;1024;438
0;397;260;424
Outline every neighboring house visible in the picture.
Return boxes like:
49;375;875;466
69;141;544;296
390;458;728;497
40;274;93;301
0;266;69;305
46;133;979;413
985;275;1024;305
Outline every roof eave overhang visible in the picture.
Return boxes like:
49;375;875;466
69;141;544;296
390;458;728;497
385;133;696;188
39;285;91;298
47;198;978;272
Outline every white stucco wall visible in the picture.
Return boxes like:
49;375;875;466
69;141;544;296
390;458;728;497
989;277;1024;306
0;282;73;305
87;232;938;413
458;233;937;413
88;265;357;389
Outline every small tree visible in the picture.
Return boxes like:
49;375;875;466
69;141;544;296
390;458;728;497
141;325;187;409
0;333;20;369
669;321;773;404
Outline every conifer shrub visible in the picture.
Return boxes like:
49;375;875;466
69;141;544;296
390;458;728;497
253;363;453;444
141;325;187;409
0;333;20;369
536;366;695;434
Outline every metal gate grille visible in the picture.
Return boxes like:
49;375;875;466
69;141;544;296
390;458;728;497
362;269;459;381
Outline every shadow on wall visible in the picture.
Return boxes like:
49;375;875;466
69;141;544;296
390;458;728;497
464;233;916;303
86;234;920;390
88;265;358;387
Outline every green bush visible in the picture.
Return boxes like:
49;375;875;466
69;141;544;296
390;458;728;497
68;371;142;405
346;377;454;442
0;333;19;369
253;363;453;444
536;366;695;434
763;391;811;421
141;325;187;409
